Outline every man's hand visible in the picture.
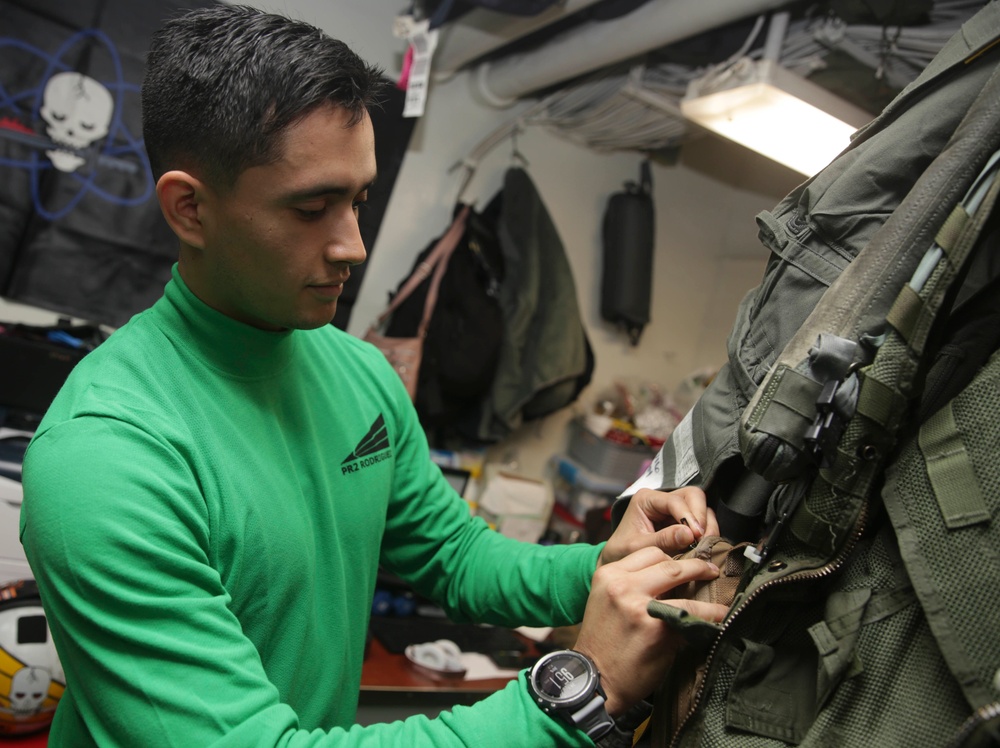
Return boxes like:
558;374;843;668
599;486;720;566
573;547;728;716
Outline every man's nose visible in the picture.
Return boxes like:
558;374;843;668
326;209;367;266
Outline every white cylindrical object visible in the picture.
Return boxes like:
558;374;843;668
762;10;790;61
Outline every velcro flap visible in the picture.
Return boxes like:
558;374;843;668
918;401;991;529
886;285;923;341
752;367;823;447
934;204;970;254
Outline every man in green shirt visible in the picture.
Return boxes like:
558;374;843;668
19;6;725;745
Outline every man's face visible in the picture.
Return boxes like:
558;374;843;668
188;103;376;331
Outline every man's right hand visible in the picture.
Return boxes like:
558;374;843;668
572;547;728;717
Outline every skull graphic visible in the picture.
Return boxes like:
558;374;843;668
39;71;114;172
7;666;50;715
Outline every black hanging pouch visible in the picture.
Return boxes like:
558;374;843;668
601;160;654;345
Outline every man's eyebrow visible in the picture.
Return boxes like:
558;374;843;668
284;177;377;202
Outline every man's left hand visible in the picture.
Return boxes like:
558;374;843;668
598;486;720;566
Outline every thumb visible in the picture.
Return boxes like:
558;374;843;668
655;523;694;553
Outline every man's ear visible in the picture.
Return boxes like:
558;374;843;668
156;170;210;249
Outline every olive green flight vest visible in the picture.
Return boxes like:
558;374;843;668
616;5;1000;746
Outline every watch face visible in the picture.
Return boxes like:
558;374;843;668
534;652;593;704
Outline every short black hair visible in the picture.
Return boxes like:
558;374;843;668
141;4;385;188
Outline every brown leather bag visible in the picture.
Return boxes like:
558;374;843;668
363;207;470;400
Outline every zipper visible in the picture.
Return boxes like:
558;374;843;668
945;701;1000;748
667;494;871;748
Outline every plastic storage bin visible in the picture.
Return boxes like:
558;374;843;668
551;455;620;523
566;418;654;485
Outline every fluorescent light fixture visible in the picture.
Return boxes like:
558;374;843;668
681;58;872;176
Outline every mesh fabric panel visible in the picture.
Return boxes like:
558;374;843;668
677;521;969;747
885;351;1000;700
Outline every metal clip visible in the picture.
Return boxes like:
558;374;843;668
803;379;845;467
745;481;808;568
745;509;790;566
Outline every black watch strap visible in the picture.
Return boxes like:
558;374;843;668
593;700;653;748
570;690;615;740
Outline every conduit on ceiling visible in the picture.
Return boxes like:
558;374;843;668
446;0;983;160
431;0;608;79
468;0;795;107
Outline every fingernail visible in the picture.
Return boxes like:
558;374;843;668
707;562;719;573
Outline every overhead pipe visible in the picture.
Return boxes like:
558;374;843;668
432;0;609;80
472;0;794;107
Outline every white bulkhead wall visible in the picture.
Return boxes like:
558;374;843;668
240;0;798;479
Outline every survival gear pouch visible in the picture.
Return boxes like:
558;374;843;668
649;536;751;735
613;6;1000;746
600;160;654;345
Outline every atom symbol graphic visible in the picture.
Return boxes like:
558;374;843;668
0;27;154;222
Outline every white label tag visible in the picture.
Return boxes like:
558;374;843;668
671;408;699;488
617;408;700;498
618;447;665;498
403;22;438;119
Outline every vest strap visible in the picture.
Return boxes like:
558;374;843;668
918;401;991;528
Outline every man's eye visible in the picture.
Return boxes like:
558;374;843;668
352;200;368;215
296;207;325;220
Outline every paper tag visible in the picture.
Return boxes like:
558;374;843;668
403;22;438;119
392;13;416;39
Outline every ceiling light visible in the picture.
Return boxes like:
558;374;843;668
681;58;872;176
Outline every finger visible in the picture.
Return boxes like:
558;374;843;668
633;524;694;557
606;545;674;573
634;486;709;536
629;557;720;599
704;507;721;537
673;486;709;537
654;523;695;552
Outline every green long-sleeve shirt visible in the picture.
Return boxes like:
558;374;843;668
20;266;601;746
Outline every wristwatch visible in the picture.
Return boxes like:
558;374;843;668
527;649;648;747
